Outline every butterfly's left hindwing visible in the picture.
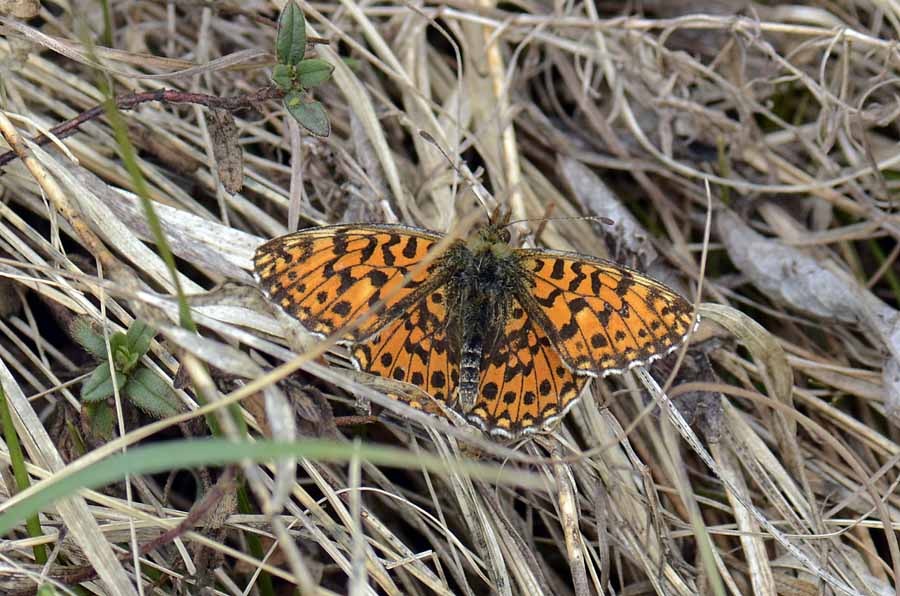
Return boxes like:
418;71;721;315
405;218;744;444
352;286;459;407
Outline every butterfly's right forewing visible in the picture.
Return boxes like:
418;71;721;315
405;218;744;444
518;250;696;376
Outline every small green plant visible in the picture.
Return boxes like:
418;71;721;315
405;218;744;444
273;1;333;137
72;318;181;440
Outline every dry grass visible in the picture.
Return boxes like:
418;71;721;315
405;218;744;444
1;1;899;595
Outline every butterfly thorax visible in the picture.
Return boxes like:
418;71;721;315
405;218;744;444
443;226;524;412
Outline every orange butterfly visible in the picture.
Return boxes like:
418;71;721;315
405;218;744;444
254;223;696;438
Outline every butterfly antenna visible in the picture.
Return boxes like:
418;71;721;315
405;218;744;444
419;130;494;220
504;214;616;228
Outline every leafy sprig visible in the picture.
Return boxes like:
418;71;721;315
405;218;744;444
273;1;333;137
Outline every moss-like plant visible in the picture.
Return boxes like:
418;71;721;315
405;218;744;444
72;318;181;440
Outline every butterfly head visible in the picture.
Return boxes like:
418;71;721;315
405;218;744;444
466;223;513;258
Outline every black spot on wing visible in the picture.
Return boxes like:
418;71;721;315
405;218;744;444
403;236;418;259
366;269;389;286
568;261;585;291
380;234;400;266
550;259;566;280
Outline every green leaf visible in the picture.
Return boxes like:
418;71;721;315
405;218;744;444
276;1;306;66
81;362;127;403
70;317;107;359
110;332;129;371
123;368;181;419
108;331;127;356
297;59;333;88
114;345;138;373
284;92;330;137
342;57;361;71
124;320;155;358
0;385;48;564
84;402;115;442
272;63;294;90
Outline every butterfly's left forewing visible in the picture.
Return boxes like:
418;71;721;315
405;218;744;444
254;225;446;342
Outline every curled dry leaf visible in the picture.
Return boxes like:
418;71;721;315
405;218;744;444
61;161;257;280
0;0;40;18
162;326;262;380
558;157;659;266
718;209;900;344
718;209;900;418
718;209;859;324
206;109;243;194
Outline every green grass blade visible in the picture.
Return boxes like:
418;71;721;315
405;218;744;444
0;438;540;535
